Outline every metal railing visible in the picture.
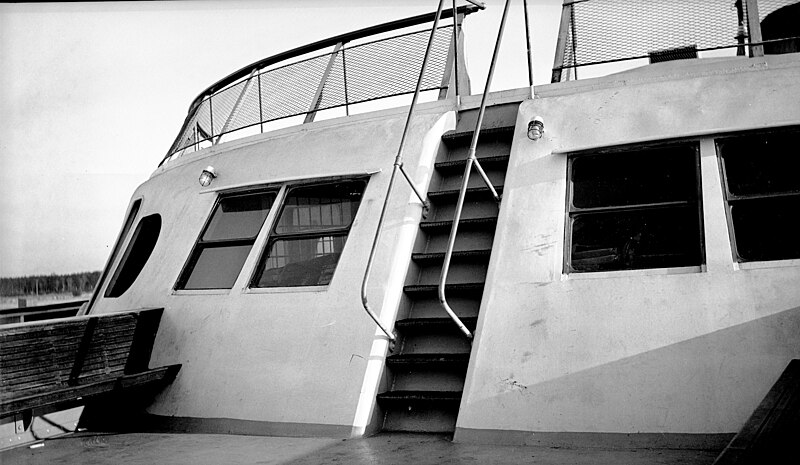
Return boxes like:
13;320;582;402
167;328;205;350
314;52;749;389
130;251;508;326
160;5;482;165
437;0;511;340
359;0;487;346
551;0;800;82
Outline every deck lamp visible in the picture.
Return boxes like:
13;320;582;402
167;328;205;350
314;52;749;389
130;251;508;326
527;116;545;141
199;166;217;187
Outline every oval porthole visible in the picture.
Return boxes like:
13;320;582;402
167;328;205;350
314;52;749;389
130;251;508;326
104;213;162;298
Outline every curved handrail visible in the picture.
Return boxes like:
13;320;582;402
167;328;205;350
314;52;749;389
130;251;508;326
360;0;458;347
438;0;511;340
160;4;483;166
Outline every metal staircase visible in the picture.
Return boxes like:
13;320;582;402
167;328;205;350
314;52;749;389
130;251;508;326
377;103;518;432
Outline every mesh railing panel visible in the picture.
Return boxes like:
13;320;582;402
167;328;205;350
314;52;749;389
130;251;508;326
168;25;454;157
555;0;799;81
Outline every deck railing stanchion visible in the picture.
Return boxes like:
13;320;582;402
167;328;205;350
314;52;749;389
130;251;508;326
523;0;534;88
305;42;344;124
745;0;765;57
551;1;573;83
216;69;259;144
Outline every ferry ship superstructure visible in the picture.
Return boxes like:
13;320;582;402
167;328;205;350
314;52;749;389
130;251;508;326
21;0;800;451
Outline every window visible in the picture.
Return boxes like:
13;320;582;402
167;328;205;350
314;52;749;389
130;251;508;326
177;191;276;290
251;180;365;287
566;144;703;273
717;128;800;262
105;213;161;297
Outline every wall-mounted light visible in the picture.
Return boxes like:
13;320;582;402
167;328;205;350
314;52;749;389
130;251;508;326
199;166;217;187
527;116;545;141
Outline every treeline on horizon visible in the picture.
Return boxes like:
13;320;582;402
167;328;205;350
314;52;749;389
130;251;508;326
0;271;101;297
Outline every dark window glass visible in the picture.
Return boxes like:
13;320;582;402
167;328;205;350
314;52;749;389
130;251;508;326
182;245;253;290
105;214;161;297
252;180;365;287
275;183;361;234
203;194;274;241
567;144;703;273
718;128;800;262
571;207;702;272
572;146;698;208
177;191;275;290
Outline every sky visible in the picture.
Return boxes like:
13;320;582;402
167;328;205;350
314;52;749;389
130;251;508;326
0;0;562;278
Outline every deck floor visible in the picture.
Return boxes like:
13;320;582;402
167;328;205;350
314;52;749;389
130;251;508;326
2;431;721;464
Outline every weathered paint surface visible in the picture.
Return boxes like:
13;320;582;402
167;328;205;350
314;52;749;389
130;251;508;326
457;54;800;438
91;101;456;434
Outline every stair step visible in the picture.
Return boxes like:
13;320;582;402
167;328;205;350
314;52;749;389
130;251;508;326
403;282;484;297
428;186;503;202
435;155;510;173
419;217;497;232
396;317;478;333
377;390;462;405
412;249;491;265
381;403;458;433
441;126;515;146
386;353;470;368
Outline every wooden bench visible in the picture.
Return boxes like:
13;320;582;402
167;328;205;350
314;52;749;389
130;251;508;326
0;308;180;430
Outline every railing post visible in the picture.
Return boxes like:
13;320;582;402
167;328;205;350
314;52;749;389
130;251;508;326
745;0;764;57
551;1;573;83
523;0;534;88
215;69;259;144
305;42;344;124
342;46;350;116
257;71;264;133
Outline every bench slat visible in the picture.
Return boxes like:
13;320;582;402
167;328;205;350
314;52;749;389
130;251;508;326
0;365;180;418
0;308;180;424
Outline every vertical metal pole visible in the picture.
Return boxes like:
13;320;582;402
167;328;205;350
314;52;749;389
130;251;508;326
305;42;344;124
745;0;764;57
452;0;459;101
523;0;534;88
257;71;264;133
569;3;578;80
551;2;572;83
215;69;258;144
735;0;746;56
342;45;350;116
208;97;214;142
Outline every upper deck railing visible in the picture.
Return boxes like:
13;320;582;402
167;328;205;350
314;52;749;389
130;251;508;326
160;5;481;166
552;0;800;82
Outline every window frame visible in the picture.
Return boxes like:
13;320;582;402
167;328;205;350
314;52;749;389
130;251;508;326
716;126;800;264
248;178;368;289
174;189;278;291
174;176;369;294
564;141;705;274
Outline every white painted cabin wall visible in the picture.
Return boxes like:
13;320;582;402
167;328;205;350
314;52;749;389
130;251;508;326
458;55;800;437
91;102;456;433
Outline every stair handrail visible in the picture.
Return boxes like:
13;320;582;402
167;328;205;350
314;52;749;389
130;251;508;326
361;0;453;346
438;0;511;340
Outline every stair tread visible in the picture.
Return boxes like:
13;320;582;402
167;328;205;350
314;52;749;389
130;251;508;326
419;217;497;232
441;126;515;144
377;390;463;402
396;317;478;330
403;282;484;296
435;155;510;171
387;353;470;365
428;186;503;200
412;249;491;264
